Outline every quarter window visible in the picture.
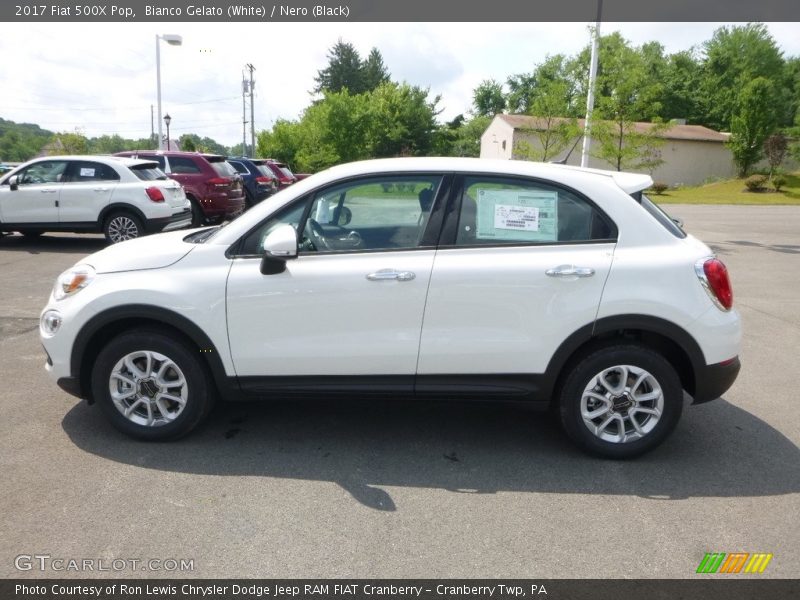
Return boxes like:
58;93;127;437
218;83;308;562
453;176;615;246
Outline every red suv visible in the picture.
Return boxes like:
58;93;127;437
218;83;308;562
116;151;244;226
264;159;297;189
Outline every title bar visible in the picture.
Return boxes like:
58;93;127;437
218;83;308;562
3;0;800;22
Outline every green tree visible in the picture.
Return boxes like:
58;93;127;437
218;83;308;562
48;132;89;155
700;24;786;131
436;115;491;157
728;77;779;176
362;48;390;91
89;134;128;154
472;79;506;118
313;39;365;94
367;82;440;157
514;80;581;162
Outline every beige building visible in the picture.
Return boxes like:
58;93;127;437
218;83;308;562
480;114;736;186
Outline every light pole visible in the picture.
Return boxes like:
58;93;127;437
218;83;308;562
580;0;603;168
164;113;172;150
156;33;182;150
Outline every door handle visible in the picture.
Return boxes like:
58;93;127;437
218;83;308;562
40;189;57;193
546;265;595;278
93;187;110;192
366;269;416;282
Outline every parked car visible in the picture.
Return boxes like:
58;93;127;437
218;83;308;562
293;172;312;181
263;159;297;189
39;158;740;458
0;155;191;243
115;151;244;226
226;157;279;209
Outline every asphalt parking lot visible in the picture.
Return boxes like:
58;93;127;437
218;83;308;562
0;204;798;579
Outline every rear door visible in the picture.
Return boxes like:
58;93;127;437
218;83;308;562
417;174;618;385
58;160;119;223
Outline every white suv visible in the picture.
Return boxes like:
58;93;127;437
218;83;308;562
39;158;741;458
0;155;191;243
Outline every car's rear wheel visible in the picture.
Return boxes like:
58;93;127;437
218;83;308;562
91;330;214;440
104;211;143;244
558;344;683;459
189;198;204;227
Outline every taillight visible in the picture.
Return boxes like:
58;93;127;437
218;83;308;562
207;177;229;187
145;187;165;202
255;176;271;184
695;257;733;310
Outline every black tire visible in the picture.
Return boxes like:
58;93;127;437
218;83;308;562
558;343;683;459
243;189;255;211
189;199;204;228
103;211;143;244
91;330;214;440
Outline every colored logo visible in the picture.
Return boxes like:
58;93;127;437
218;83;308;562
696;552;773;574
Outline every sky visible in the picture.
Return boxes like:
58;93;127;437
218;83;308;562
1;22;799;148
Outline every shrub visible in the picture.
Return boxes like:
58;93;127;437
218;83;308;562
649;182;668;195
771;174;787;192
744;174;767;192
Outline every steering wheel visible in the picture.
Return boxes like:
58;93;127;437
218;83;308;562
305;219;331;251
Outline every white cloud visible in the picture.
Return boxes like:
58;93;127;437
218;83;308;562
1;22;797;147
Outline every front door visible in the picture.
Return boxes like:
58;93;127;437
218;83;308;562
225;174;446;389
0;159;67;224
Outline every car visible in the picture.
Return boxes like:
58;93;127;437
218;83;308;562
226;157;279;209
0;155;191;243
39;157;740;458
263;159;297;189
115;151;245;227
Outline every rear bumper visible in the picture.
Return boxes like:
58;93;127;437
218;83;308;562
146;209;192;234
692;357;741;404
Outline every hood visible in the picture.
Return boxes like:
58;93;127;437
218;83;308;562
81;229;198;274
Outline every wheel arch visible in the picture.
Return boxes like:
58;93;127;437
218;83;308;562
543;315;704;403
71;305;233;404
98;203;148;230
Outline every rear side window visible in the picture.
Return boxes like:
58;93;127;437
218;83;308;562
229;161;249;174
130;164;167;181
169;156;202;174
209;159;237;178
638;193;687;238
65;161;120;183
452;176;616;247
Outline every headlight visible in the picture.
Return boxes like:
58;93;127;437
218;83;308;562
53;265;95;301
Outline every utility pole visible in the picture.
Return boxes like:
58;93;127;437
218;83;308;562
246;63;256;157
581;0;603;168
150;104;155;147
242;73;249;155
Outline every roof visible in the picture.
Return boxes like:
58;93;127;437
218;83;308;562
496;114;730;143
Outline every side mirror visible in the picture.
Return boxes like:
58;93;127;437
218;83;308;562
260;224;298;275
8;175;19;191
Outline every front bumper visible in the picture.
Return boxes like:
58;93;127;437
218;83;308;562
693;356;741;404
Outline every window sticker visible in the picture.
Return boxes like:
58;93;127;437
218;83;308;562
79;167;96;177
476;189;558;241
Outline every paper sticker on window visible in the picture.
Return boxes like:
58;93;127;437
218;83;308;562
476;189;557;241
79;167;95;177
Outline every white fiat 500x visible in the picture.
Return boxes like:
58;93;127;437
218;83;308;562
40;158;740;458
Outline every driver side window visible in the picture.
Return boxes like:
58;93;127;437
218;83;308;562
303;175;442;253
18;161;68;185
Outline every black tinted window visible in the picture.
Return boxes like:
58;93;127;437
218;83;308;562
229;161;249;174
168;156;202;174
66;161;120;182
130;164;168;181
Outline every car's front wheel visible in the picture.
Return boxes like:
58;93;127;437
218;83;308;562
91;330;213;440
558;344;683;459
104;211;143;243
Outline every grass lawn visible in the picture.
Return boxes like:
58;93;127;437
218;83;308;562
651;172;800;205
